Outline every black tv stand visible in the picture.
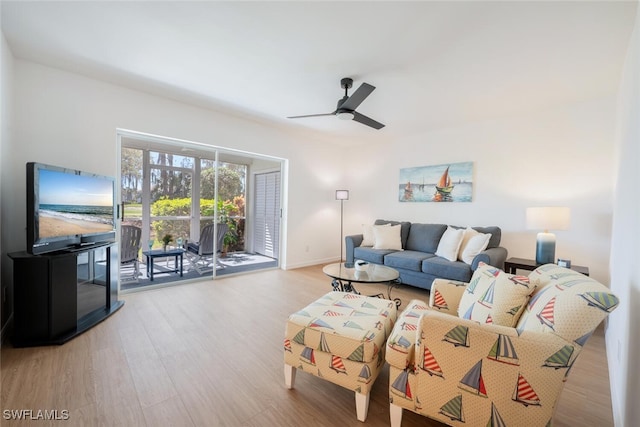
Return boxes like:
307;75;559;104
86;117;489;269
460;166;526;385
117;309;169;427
9;242;124;347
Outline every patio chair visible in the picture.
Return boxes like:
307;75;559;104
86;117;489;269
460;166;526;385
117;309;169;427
120;225;142;282
186;222;229;275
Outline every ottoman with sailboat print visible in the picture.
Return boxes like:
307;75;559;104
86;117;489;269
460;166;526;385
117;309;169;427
284;291;397;420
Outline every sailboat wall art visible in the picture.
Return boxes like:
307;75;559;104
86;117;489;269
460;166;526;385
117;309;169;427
399;161;474;202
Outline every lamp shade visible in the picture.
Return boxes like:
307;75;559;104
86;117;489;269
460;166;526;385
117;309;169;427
335;190;349;200
526;207;570;231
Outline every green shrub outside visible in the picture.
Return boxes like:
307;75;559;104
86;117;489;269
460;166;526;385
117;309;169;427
150;197;239;246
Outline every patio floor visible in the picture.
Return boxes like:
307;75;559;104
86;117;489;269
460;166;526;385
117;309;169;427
120;252;278;291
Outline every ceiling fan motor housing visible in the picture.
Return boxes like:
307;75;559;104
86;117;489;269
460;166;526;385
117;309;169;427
340;77;353;90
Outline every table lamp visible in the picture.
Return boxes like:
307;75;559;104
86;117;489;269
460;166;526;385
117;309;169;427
526;207;570;264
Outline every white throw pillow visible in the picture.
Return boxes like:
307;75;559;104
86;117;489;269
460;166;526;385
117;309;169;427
435;226;465;262
373;224;403;250
458;227;478;260
458;227;491;264
361;223;389;247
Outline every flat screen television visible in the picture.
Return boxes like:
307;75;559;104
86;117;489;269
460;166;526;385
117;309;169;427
27;162;117;255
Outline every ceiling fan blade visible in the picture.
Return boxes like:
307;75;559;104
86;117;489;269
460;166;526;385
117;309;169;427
352;111;385;130
340;82;375;111
287;112;335;119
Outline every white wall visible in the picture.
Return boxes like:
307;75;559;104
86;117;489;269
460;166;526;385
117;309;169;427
344;98;617;283
1;30;15;333
608;5;640;427
2;52;623;286
2;59;345;275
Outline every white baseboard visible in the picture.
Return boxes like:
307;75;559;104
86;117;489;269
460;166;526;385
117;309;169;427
282;257;339;270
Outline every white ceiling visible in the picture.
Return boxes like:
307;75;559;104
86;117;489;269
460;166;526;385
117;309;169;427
1;1;637;145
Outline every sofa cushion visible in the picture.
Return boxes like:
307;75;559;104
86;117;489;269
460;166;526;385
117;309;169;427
373;224;403;250
404;223;447;253
435;226;465;261
384;250;435;272
361;223;390;247
458;227;491;264
354;247;397;265
361;224;375;247
374;219;411;248
472;226;501;249
422;257;472;282
457;262;535;327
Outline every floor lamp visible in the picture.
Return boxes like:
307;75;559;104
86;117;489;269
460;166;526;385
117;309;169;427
336;190;349;263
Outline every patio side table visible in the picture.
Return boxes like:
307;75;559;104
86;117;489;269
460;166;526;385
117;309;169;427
142;248;184;281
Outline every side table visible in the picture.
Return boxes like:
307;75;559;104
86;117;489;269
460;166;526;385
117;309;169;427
504;257;589;276
142;248;185;281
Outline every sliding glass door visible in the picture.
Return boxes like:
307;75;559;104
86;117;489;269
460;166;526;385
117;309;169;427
118;135;276;291
121;148;198;254
148;151;193;252
199;160;246;255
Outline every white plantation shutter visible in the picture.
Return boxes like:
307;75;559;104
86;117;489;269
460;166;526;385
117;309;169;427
254;172;280;258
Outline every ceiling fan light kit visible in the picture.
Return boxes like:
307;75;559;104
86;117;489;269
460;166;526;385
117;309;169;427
287;77;385;129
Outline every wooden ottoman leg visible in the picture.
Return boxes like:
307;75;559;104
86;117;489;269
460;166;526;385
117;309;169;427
390;403;403;427
284;363;296;389
355;391;370;422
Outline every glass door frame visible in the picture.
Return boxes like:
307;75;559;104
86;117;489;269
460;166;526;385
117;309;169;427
143;150;201;253
116;129;285;293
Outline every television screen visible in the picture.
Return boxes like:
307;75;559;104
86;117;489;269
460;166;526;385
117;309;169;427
27;163;116;255
38;169;114;237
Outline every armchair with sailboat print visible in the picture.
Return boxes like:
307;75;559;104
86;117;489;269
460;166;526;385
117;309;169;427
385;263;619;427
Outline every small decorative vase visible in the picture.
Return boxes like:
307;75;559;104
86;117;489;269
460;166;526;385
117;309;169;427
162;244;167;252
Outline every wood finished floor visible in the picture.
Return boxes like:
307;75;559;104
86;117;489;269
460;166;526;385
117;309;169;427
1;265;614;426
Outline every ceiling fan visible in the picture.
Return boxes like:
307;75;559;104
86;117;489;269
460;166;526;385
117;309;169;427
287;78;385;130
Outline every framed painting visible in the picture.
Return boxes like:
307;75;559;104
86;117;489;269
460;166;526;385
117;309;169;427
399;162;473;202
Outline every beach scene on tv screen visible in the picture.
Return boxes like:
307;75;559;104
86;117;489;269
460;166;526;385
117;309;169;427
38;169;114;238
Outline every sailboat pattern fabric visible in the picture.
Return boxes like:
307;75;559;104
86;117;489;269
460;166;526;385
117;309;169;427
516;264;619;341
386;299;431;369
285;291;397;396
457;262;536;327
386;264;619;427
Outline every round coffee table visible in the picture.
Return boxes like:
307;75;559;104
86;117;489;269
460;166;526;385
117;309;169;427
322;262;401;307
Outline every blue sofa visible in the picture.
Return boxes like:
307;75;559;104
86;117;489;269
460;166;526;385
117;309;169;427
345;219;508;291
